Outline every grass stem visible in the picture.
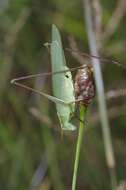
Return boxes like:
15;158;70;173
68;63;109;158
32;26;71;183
82;0;117;189
72;105;86;190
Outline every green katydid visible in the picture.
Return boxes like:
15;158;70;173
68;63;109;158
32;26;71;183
11;25;80;131
11;25;97;131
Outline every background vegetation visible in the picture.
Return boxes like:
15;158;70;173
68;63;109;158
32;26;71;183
0;0;126;189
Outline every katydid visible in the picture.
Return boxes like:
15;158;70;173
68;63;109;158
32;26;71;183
11;25;96;131
11;25;78;131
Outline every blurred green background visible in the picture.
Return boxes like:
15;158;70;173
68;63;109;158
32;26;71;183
0;0;126;189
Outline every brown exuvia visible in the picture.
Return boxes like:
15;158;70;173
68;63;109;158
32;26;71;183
74;64;95;106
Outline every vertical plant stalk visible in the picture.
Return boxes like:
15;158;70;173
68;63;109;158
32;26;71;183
82;0;117;189
72;105;86;190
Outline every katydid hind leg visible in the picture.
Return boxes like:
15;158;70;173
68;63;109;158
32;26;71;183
10;71;54;83
12;81;74;106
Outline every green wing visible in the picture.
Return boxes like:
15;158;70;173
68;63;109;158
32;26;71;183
51;24;76;131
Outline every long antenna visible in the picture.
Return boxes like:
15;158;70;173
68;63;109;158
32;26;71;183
66;48;126;69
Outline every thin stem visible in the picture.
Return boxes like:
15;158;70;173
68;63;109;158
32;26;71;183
72;105;86;190
82;0;117;189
